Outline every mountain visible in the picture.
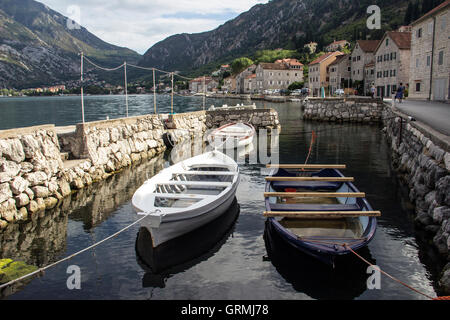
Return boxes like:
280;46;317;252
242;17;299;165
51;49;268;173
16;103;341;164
140;0;412;74
0;0;140;89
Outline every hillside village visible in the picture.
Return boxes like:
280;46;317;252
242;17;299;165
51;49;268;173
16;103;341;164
191;1;449;102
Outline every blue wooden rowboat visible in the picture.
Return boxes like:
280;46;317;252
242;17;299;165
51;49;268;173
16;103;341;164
264;165;379;267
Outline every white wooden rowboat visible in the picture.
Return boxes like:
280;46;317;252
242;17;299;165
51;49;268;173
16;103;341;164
208;122;256;149
132;151;239;247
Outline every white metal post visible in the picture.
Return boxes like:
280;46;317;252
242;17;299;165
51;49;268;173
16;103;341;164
203;76;206;110
81;52;85;124
153;68;156;114
171;72;174;114
124;62;128;117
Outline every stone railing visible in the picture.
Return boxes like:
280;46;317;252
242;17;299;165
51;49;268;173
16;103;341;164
303;97;385;122
383;106;450;293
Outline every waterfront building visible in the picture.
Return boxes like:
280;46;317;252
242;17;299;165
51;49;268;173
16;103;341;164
222;76;236;93
329;54;351;95
308;51;344;97
189;76;218;93
236;65;257;94
350;40;380;93
374;31;412;98
409;0;449;101
254;59;304;93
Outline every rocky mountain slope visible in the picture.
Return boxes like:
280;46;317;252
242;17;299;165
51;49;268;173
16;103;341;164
140;0;411;74
0;0;140;89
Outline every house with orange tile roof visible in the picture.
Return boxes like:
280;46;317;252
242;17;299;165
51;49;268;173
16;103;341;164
325;40;349;52
409;0;449;101
189;76;218;93
308;51;344;96
374;31;412;98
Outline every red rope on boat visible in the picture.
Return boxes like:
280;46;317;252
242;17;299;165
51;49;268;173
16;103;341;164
343;244;436;300
302;131;316;171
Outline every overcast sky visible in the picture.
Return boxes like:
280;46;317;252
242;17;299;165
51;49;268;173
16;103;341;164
38;0;269;54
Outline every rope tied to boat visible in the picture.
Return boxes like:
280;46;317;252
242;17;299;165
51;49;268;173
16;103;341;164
302;130;316;171
0;209;160;291
342;243;440;300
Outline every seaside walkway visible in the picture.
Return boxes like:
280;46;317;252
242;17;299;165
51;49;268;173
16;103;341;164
392;99;450;136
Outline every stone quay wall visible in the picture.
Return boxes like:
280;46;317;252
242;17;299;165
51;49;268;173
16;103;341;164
0;108;280;230
206;108;281;131
303;98;385;122
383;106;450;293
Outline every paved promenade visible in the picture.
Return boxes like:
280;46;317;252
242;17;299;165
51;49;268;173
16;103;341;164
392;99;450;136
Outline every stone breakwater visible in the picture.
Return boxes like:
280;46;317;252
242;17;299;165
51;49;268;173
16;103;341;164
303;97;385;122
383;106;450;293
0;108;280;230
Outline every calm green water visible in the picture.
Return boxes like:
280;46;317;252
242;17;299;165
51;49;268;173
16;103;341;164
0;96;443;300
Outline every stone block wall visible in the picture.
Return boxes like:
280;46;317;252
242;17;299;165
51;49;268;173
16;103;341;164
206;108;280;131
384;106;450;293
303;98;385;122
0;125;66;228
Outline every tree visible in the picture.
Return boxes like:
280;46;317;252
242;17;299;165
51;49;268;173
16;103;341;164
288;81;304;90
404;2;413;25
231;57;254;75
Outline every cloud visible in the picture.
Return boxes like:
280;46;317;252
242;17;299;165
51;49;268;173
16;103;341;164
38;0;269;54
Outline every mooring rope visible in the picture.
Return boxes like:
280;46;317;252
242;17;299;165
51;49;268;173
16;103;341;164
342;244;437;300
0;210;159;291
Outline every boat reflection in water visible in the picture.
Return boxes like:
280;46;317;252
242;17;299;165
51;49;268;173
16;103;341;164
263;219;376;300
135;198;240;288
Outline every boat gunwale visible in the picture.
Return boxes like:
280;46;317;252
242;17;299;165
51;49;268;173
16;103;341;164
264;168;377;256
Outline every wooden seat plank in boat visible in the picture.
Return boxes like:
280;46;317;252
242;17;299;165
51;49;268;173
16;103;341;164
266;164;346;169
271;181;342;191
153;193;215;200
157;181;231;187
173;171;235;176
265;177;354;182
264;192;365;198
264;211;381;218
269;203;360;212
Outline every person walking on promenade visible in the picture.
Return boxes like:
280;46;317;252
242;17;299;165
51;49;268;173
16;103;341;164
370;84;376;99
395;83;405;103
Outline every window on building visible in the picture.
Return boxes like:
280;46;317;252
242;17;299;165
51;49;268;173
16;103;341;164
428;22;433;35
417;28;422;38
427;55;431;66
390;52;393;60
394;52;397;60
348;67;351;71
416;58;419;68
357;56;361;61
386;38;389;46
438;51;444;65
416;82;421;92
371;69;374;75
442;16;447;31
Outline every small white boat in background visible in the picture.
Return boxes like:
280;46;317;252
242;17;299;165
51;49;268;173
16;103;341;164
132;151;239;247
208;122;256;150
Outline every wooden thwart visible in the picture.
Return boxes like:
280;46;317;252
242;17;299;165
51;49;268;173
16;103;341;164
263;211;381;218
265;177;354;182
264;192;365;198
266;164;346;169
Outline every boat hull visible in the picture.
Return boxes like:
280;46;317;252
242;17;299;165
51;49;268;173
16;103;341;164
264;168;377;266
141;176;239;247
